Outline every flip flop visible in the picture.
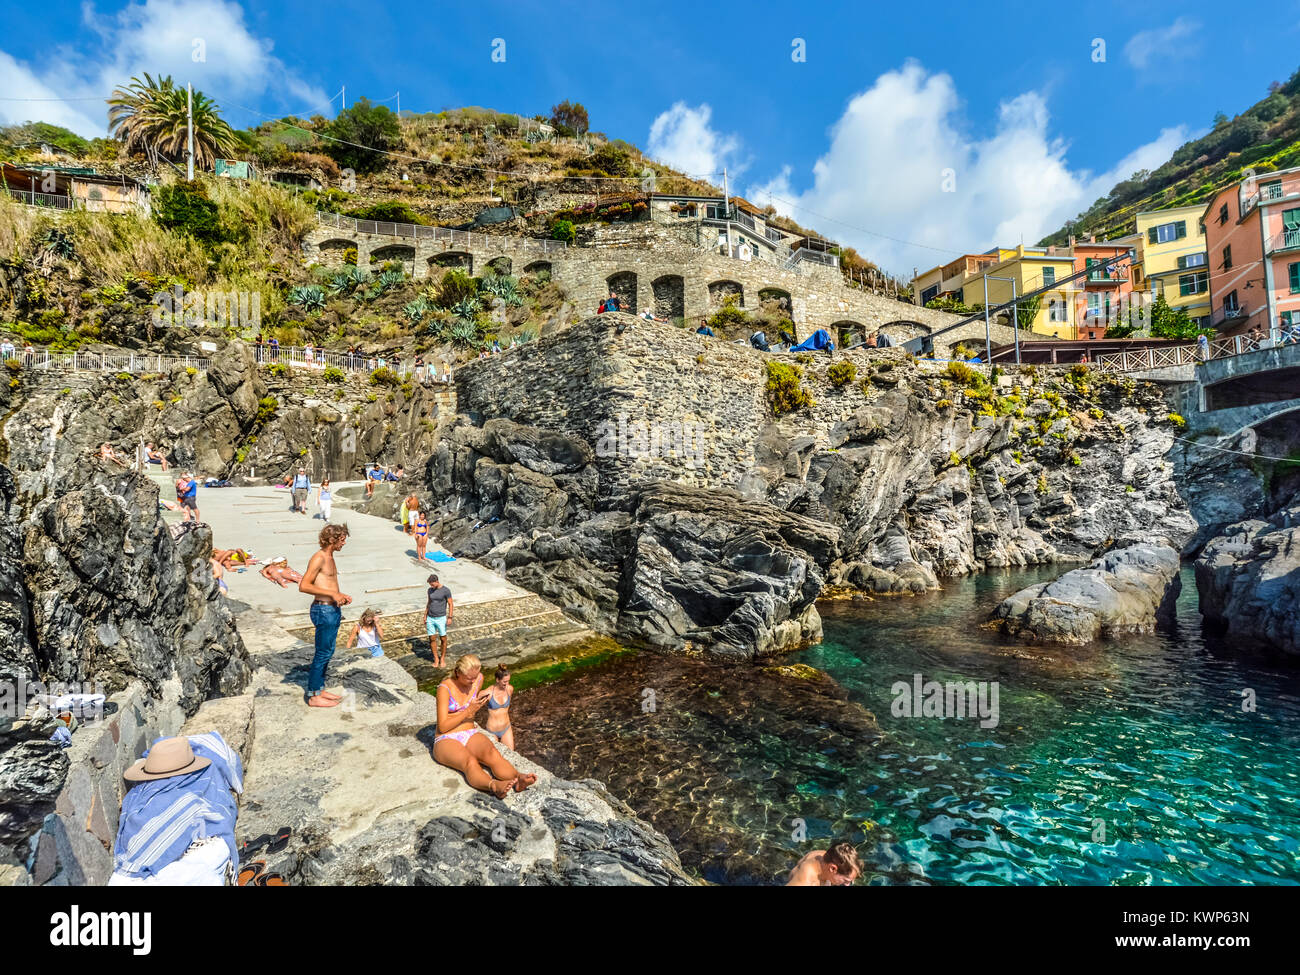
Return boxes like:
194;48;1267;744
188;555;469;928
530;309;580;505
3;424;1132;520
266;827;292;854
255;873;289;886
239;833;272;858
237;860;266;886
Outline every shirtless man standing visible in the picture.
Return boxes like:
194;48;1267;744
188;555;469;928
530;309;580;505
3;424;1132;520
785;841;862;886
298;524;353;708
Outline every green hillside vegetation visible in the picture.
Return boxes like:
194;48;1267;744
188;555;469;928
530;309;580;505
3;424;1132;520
1041;67;1300;245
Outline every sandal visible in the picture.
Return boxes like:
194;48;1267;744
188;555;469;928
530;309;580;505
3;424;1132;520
255;872;289;886
237;860;266;886
266;826;292;855
239;834;272;858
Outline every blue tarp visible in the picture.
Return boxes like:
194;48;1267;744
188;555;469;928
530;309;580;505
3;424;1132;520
791;329;834;353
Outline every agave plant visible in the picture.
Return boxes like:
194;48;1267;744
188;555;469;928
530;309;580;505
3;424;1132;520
482;273;523;307
327;265;370;295
514;328;536;344
449;320;480;346
450;296;481;322
404;296;430;323
40;227;76;260
288;285;326;310
108;73;239;168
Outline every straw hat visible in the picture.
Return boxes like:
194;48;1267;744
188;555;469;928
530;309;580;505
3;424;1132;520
124;737;211;782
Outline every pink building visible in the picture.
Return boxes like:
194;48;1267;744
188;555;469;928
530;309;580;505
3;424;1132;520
1071;238;1138;341
1202;166;1300;336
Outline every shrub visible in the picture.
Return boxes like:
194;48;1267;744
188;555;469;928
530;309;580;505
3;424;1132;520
765;361;814;416
370;366;400;387
344;201;424;224
266;361;290;378
827;360;857;388
550;219;575;244
153;180;224;244
1167;413;1187;428
1036;472;1049;495
255;396;278;424
944;361;987;388
323;365;345;383
435;269;479;309
342;247;358;266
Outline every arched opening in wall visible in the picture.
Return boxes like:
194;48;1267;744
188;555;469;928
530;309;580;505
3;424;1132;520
486;256;513;277
758;287;792;315
430;251;473;274
878;320;929;347
606;271;638;314
317;238;357;261
708;280;744;308
370;244;416;273
652;274;685;323
523;260;552;280
831;320;867;348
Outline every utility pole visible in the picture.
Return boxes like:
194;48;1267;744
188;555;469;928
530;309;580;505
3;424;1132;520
186;82;194;180
396;91;400;118
341;86;346;110
723;166;729;217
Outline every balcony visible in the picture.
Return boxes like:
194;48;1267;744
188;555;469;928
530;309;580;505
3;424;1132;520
1084;270;1126;286
1210;305;1249;331
1266;228;1300;254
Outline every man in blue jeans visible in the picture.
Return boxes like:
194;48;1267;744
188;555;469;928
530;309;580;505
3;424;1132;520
298;523;352;708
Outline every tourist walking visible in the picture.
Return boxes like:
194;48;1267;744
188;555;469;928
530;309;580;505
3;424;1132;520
1198;332;1210;359
298;524;352;708
317;478;333;522
291;467;311;514
432;654;536;797
424;573;453;668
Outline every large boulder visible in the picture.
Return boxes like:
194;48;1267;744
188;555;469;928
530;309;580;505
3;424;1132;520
989;543;1182;644
1195;513;1300;656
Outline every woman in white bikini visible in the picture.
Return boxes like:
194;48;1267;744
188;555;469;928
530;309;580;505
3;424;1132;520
317;479;333;522
348;608;383;658
433;654;536;798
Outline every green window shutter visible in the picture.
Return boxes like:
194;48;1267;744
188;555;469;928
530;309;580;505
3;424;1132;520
1283;209;1300;231
1148;226;1158;244
1175;221;1186;238
1290;262;1300;293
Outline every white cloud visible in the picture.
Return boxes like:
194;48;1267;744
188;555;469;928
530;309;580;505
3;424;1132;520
0;0;328;136
1124;18;1202;71
746;61;1191;276
647;102;742;180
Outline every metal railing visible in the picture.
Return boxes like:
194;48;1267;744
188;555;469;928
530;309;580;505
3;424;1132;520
315;211;568;254
3;188;74;210
5;350;211;373
3;188;144;214
1093;327;1300;374
786;246;840;269
1267;228;1300;254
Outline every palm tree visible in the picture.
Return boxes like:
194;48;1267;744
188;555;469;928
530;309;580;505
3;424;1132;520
108;73;240;169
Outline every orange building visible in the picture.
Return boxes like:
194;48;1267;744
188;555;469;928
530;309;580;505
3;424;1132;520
1202;166;1300;336
1070;236;1138;340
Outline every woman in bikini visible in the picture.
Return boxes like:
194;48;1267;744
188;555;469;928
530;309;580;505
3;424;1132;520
413;507;429;561
433;654;536;798
483;664;514;750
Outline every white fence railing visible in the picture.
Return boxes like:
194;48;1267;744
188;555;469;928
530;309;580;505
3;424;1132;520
3;350;211;373
315;211;568;255
252;345;451;381
1093;327;1300;374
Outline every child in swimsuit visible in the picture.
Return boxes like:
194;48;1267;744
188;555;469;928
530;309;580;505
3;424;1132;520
414;509;429;561
484;664;514;750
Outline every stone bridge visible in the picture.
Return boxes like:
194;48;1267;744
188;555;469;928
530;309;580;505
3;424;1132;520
1147;341;1300;437
302;219;959;340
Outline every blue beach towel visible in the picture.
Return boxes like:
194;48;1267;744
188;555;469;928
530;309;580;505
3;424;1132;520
427;551;457;563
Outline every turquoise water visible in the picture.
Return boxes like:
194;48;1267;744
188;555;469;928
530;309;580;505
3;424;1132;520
798;567;1300;885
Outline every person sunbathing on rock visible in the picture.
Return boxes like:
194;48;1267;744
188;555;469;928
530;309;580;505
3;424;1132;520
260;556;302;587
483;664;515;750
433;654;536;799
212;548;253;570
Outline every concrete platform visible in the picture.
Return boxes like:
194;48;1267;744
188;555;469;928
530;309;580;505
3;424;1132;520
149;471;526;628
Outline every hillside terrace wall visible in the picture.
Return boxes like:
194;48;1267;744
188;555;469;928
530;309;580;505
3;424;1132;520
303;223;958;342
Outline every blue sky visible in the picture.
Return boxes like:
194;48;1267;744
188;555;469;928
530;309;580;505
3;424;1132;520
2;0;1299;273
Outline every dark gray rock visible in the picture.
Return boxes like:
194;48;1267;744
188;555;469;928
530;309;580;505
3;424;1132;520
1195;512;1300;656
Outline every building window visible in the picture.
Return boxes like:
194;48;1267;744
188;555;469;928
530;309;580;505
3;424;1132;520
920;284;939;305
1224;290;1239;312
1042;266;1055;286
1148;220;1187;244
1179;271;1208;296
1049;298;1068;322
706;204;727;220
1176;253;1206;269
1290;262;1300;294
1088;331;1097;340
1262;180;1283;202
1222;245;1232;270
1218;203;1229;224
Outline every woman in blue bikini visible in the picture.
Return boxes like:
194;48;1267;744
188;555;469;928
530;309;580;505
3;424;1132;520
433;654;536;797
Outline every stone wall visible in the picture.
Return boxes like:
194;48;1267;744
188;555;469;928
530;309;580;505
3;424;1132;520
303;221;959;340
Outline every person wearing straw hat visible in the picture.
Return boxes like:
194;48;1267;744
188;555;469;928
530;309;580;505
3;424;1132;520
123;736;211;782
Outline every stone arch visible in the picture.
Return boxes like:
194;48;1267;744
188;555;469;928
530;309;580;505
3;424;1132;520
878;320;930;345
369;243;416;269
486;256;513;276
429;251;473;274
606;271;638;314
708;280;744;308
317;238;357;254
831;320;867;348
523;260;552;278
652;274;685;322
758;287;792;314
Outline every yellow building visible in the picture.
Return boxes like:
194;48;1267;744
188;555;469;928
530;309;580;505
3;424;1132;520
913;245;1080;337
1134;205;1210;326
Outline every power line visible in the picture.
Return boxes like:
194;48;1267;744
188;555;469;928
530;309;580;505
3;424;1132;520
1173;432;1300;463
